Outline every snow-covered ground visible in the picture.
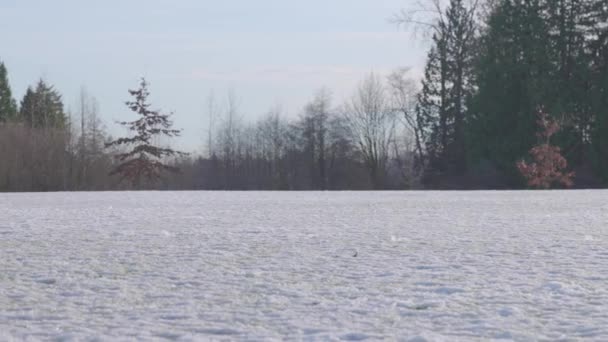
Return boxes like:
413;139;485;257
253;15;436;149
1;191;607;341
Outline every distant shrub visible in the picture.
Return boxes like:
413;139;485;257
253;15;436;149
517;109;575;189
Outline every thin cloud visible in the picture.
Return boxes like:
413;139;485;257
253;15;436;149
188;65;396;83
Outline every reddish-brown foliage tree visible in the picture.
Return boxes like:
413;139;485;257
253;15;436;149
517;110;575;189
106;78;186;188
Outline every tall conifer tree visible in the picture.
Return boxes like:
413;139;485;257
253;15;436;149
105;78;186;188
19;79;67;128
415;0;477;186
468;0;553;185
0;62;17;123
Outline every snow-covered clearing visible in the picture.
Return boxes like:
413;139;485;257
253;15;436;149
1;191;607;341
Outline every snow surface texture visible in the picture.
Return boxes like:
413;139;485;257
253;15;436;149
1;191;607;341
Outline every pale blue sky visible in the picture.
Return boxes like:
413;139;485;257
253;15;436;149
0;0;427;151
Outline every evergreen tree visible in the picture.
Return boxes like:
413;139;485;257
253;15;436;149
444;0;476;172
0;62;17;123
415;0;477;186
468;0;553;185
105;78;186;188
589;0;608;181
417;45;446;181
544;0;596;165
19;79;67;128
467;0;608;185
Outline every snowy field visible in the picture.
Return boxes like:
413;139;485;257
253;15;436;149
1;191;607;341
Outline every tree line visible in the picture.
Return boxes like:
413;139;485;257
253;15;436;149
0;0;606;191
0;67;418;191
400;0;607;188
0;74;114;191
173;73;419;191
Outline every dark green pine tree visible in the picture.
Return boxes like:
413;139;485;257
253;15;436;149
589;0;608;181
416;0;477;186
0;61;18;123
544;0;596;166
19;79;67;128
468;0;554;186
444;0;476;173
417;44;446;181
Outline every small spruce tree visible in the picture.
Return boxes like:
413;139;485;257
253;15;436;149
106;78;186;188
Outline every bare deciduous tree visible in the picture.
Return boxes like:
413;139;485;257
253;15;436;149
392;0;480;37
299;89;333;189
387;67;424;170
205;90;219;158
343;73;397;189
257;106;288;188
391;0;447;39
